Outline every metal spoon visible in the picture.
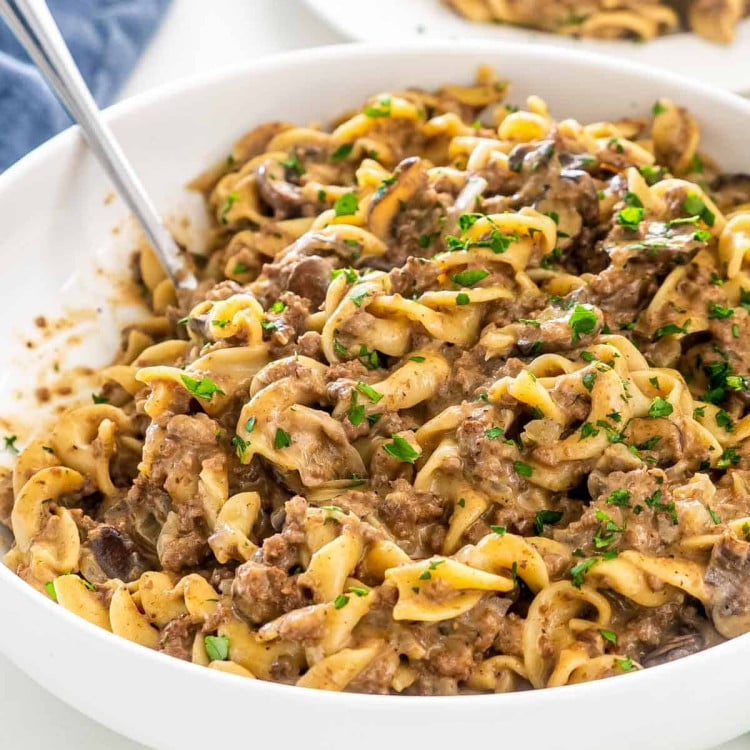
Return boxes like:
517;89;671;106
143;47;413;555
0;0;197;289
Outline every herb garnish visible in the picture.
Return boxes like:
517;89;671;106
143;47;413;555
383;434;421;464
334;193;359;217
274;428;291;449
204;635;229;661
534;509;564;534
180;375;224;400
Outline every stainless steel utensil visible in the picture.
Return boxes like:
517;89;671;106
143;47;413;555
0;0;197;289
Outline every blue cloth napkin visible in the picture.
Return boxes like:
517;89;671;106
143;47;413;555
0;0;171;171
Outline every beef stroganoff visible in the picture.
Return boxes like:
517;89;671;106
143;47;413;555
444;0;749;43
3;66;750;694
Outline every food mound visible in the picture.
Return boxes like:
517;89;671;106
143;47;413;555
4;67;750;694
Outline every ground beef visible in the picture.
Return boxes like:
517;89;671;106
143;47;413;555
232;560;307;625
378;479;447;556
260;496;308;571
159;616;197;661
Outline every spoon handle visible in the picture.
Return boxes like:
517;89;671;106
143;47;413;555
0;0;197;289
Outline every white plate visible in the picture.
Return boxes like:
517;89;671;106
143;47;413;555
301;0;750;92
2;42;750;750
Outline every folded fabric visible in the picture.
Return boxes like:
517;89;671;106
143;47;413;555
0;0;171;172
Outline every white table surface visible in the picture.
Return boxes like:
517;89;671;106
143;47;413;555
1;1;747;748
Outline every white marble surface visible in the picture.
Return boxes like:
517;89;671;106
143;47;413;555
1;0;748;747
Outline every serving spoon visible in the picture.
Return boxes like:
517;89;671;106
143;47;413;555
0;0;197;290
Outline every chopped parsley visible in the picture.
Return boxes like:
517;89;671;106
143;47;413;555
280;153;305;175
569;305;598;342
717;447;740;469
458;213;484;231
485;426;504;439
230;434;248;460
456;292;471;305
274;428;291;449
204;635;229;661
616;657;634;672
44;581;57;601
727;375;750;391
514;461;533;477
357;344;381;370
447;228;519;255
490;525;507;536
356;381;383;403
451;269;489;287
348;391;365;426
708;507;721;524
409;356;426;363
350;289;368;307
636;436;661;451
683;192;715;226
580;421;599;439
220;191;238;224
534;509;564;534
648;397;673;418
91;393;108;404
708;302;734;320
364;97;392;118
617;205;644;230
331;143;354;161
582;371;597;392
333;594;350;609
645;490;677;524
383;434;421;464
570;557;599;587
600;628;618;645
606;488;631;507
593;509;623;549
331;267;358;283
180;375;224;400
638;165;665;185
232;261;250;274
716;409;734;431
245;416;256;433
334;192;359;217
654;320;689;338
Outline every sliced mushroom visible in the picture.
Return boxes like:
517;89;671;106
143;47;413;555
286;255;335;309
256;160;305;219
641;632;704;667
705;535;750;638
83;525;150;583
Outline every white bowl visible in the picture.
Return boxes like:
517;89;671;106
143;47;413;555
301;0;750;93
2;42;750;750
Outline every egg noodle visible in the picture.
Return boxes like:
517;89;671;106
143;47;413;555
3;66;750;694
445;0;748;43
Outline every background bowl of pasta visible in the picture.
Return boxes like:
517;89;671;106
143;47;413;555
2;41;750;750
300;0;750;93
